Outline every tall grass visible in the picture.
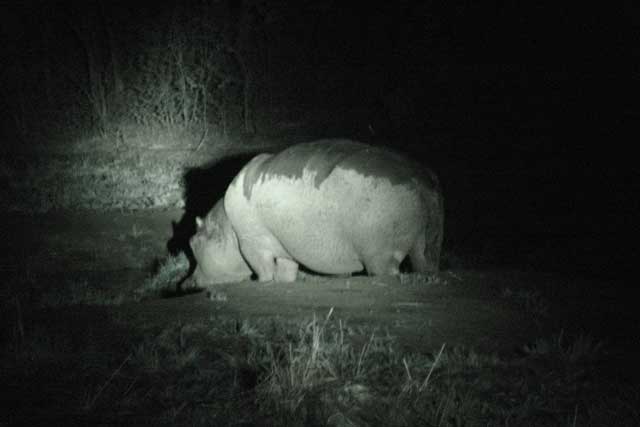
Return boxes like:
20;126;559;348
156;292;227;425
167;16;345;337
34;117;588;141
3;306;636;426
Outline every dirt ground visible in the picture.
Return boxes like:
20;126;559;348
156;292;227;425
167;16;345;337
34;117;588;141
2;207;640;426
2;209;637;373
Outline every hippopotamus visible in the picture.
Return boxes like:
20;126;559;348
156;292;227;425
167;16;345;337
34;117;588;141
189;139;443;286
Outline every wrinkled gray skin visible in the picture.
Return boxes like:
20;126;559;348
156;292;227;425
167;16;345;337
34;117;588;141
189;139;444;286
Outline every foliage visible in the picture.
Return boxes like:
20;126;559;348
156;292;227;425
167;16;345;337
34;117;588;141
2;294;638;427
135;253;191;299
1;1;267;148
0;148;193;213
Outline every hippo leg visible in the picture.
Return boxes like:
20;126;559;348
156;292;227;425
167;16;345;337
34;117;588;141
275;258;299;282
363;250;404;276
408;233;430;273
240;247;277;282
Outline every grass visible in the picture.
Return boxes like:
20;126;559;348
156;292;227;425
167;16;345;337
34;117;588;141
38;278;128;307
399;272;449;286
0;123;276;214
135;253;191;299
10;252;188;310
523;329;605;365
0;147;189;213
501;286;550;319
254;308;398;424
2;304;638;426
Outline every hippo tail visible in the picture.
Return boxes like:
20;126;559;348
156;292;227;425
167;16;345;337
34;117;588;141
418;167;444;273
427;183;444;272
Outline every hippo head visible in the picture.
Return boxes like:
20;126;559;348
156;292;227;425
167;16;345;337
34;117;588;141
189;200;252;286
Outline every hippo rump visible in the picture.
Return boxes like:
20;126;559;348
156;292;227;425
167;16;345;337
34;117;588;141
189;139;444;286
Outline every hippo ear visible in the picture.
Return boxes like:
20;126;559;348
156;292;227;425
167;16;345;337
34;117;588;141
195;216;203;229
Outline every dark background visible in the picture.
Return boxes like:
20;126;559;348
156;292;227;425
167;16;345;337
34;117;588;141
0;0;637;279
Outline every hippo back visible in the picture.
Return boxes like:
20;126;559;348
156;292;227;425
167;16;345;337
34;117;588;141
241;139;436;200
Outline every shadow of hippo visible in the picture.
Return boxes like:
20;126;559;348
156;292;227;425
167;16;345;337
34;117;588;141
167;152;262;258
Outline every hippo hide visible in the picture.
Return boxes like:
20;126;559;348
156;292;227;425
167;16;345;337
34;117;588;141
189;139;443;285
